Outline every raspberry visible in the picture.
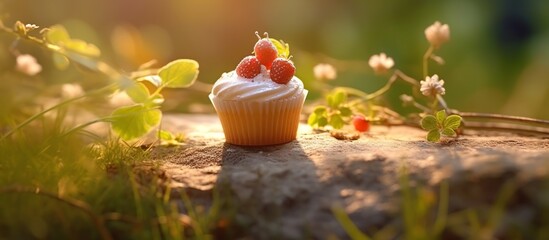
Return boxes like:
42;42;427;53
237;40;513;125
352;116;370;132
254;32;278;69
269;58;295;84
236;56;261;79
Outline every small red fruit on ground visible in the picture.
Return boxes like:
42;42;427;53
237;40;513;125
352;115;370;132
269;58;295;84
236;56;261;79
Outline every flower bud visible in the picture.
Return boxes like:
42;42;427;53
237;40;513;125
15;54;42;76
14;21;27;36
368;53;394;74
424;21;450;48
313;63;337;80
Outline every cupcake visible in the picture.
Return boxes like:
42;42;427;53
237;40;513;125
209;33;308;146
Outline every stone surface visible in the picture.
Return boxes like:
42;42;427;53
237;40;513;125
152;114;549;239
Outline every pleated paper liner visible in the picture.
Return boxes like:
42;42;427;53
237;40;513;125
210;91;307;146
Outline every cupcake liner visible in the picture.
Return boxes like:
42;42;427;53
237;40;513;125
210;91;308;146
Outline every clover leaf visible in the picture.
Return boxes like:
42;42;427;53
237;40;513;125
421;110;462;142
421;115;438;131
427;129;441;142
159;130;185;146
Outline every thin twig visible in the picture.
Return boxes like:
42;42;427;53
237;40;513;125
363;70;419;101
436;95;449;112
412;101;431;113
462;122;549;136
371;105;404;121
423;45;434;78
0;85;115;141
455;111;549;126
394;70;419;86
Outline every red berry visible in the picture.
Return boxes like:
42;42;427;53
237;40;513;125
269;58;295;84
236;56;261;78
254;32;278;69
352;116;370;132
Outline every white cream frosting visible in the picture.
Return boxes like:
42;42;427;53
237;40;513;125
210;69;305;102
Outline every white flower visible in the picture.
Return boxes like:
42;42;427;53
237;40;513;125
61;83;84;99
368;53;394;74
15;54;42;76
420;74;446;97
313;63;337;80
25;24;39;31
424;21;450;48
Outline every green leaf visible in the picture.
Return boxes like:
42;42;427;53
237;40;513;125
110;105;162;140
441;128;456;136
421;115;438;131
313;106;327;115
45;25;70;44
159;130;185;146
339;106;352;117
318;116;328;127
329;114;345;129
427;129;441;142
436;110;447;124
327;94;335;108
52;53;69;70
329;90;347;108
444;115;462;130
159;130;174;141
125;82;150;104
159;59;199;88
307;113;319;126
270;38;290;58
63;39;101;57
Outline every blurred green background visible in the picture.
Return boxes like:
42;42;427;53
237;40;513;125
1;0;548;118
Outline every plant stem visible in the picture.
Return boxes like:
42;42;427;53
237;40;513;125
1;22;122;80
58;116;113;139
433;181;449;238
462;122;549;136
334;86;370;99
332;204;372;240
371;105;404;121
423;45;434;78
358;70;420;102
0;85;115;141
410;100;431;113
454;112;549;126
437;95;449;112
431;95;439;113
366;73;398;100
394;70;420;86
339;70;420;110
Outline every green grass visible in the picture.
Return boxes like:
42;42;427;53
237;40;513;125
1;102;548;240
0;109;236;240
334;167;549;240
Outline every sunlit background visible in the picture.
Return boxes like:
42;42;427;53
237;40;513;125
1;0;548;118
